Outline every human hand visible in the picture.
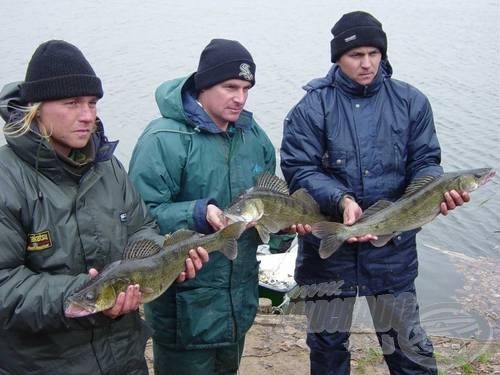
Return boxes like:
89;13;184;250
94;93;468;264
207;204;228;231
342;195;363;225
176;247;209;282
101;283;142;319
288;223;312;236
440;190;470;215
342;197;377;244
73;268;141;319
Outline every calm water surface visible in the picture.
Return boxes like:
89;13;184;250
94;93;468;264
1;1;499;310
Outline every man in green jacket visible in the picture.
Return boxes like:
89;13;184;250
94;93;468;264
129;39;276;374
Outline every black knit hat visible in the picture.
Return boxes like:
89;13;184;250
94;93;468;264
194;39;256;91
330;11;387;63
20;40;103;103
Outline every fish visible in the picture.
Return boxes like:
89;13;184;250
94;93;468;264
64;221;246;317
223;173;328;243
311;168;495;259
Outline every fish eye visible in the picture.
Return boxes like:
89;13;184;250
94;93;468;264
85;291;95;301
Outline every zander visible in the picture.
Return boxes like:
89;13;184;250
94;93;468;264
64;221;246;316
312;168;495;259
223;173;328;243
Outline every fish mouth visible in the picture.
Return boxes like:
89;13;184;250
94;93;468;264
64;299;97;317
483;169;496;184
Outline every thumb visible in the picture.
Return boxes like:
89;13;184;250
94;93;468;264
88;268;98;279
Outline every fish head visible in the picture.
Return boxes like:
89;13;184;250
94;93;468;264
475;168;496;186
456;168;496;192
64;279;119;317
223;198;265;223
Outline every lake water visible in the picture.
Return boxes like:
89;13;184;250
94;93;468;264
1;0;499;328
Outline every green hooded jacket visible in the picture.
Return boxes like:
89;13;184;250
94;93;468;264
128;74;276;349
0;82;160;374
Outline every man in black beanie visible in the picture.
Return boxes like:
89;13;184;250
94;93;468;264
0;39;208;375
281;10;470;375
129;39;276;374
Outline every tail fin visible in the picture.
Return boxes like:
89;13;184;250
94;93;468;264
318;235;345;259
312;222;347;259
218;222;246;260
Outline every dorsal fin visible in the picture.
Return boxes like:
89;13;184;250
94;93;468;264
255;173;289;195
357;200;393;223
123;239;162;260
399;175;439;199
291;188;321;212
164;229;203;246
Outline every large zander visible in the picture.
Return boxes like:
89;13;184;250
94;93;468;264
64;221;246;316
223;173;328;243
312;168;495;259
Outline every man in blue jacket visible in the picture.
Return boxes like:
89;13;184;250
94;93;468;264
280;11;470;374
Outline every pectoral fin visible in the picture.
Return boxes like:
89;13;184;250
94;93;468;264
370;234;395;247
256;224;271;244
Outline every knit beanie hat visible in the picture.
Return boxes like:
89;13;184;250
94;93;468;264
330;11;387;63
20;40;103;103
194;39;256;91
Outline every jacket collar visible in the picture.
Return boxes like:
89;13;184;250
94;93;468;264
304;59;393;98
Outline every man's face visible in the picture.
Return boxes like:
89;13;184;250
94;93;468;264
38;96;98;156
337;46;382;86
198;79;251;130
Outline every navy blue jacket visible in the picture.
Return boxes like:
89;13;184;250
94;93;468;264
280;60;443;296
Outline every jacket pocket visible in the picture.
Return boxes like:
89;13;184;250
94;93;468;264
323;150;349;180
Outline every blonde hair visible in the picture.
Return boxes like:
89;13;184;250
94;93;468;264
3;102;47;138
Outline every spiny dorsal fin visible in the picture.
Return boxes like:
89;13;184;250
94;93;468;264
255;173;289;195
357;200;393;223
291;188;321;212
164;229;203;246
400;175;439;200
123;239;162;260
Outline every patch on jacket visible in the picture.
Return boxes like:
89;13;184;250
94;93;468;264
26;231;53;251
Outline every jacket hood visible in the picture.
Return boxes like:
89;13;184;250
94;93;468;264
0;81;24;123
154;73;254;133
304;59;393;97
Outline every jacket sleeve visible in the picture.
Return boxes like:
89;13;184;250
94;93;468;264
129;128;205;235
406;90;443;180
280;92;353;219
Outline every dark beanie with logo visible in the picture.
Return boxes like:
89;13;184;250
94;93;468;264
330;11;387;63
20;40;103;103
194;38;256;91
